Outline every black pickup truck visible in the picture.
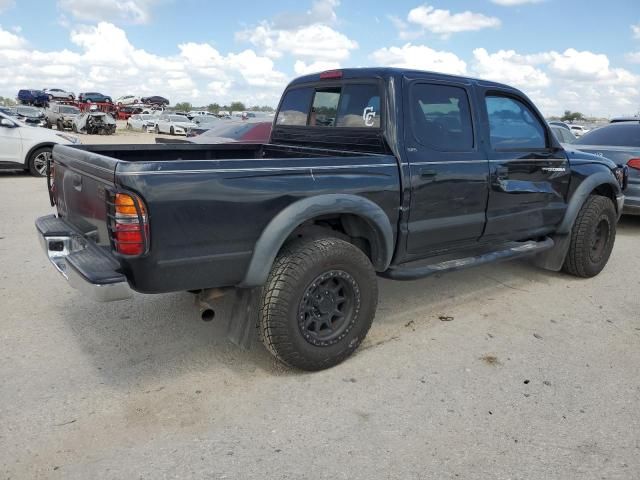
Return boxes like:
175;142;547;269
37;68;627;371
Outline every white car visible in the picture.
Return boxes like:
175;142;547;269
569;125;590;137
44;88;75;101
189;110;215;118
116;95;141;106
126;114;157;131
0;111;80;176
154;114;197;135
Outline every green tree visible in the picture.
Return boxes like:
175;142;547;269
561;110;584;122
207;103;220;114
174;102;193;112
0;96;17;107
229;101;246;112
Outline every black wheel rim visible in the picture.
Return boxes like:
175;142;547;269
298;270;360;347
589;216;610;263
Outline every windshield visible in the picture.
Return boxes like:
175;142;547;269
60;106;80;114
17;106;41;117
141;114;153;120
575;124;640;147
169;115;187;122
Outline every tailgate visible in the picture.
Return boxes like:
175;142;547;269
51;144;118;248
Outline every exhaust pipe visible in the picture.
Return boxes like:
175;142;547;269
196;287;231;322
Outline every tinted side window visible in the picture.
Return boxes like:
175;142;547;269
335;84;381;128
276;87;313;126
486;96;545;149
411;84;474;151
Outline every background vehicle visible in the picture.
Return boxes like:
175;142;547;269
37;68;627;371
17;89;48;107
45;104;80;130
44;88;75;101
548;120;570;130
127;114;156;131
154;114;197;135
610;116;640;123
78;92;113;103
141;96;169;106
15;106;46;127
116;95;140;106
186;120;271;141
72;111;116;135
572;121;640;215
0;111;79;176
550;124;577;144
569;124;589;137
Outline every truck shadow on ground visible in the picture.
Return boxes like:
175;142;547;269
58;255;573;388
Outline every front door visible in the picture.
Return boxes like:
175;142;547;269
0;120;22;164
481;93;570;240
405;81;489;256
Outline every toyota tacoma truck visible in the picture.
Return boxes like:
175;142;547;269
36;68;627;371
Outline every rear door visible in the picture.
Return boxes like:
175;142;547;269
404;80;489;255
480;91;570;240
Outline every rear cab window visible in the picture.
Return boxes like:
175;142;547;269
276;83;382;129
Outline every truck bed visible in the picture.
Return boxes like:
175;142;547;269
51;143;401;293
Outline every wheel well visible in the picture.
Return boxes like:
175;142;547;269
24;143;54;167
592;184;617;211
287;214;381;267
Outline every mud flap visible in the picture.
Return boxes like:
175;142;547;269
226;288;261;350
531;234;571;271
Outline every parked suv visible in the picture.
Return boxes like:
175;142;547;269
17;89;49;107
78;92;113;103
44;88;75;101
45;104;81;130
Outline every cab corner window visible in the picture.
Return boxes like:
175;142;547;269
486;95;546;149
411;84;474;151
275;87;313;126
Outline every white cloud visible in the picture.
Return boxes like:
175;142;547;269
626;51;640;63
294;60;340;75
0;22;288;106
238;23;357;62
370;43;467;76
472;48;550;89
272;0;339;29
0;24;26;49
632;23;640;39
57;0;158;25
548;48;638;86
407;4;501;38
491;0;542;5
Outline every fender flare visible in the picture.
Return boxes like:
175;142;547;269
535;171;621;272
239;194;395;287
556;171;621;234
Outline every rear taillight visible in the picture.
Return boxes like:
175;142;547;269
108;192;149;256
627;158;640;170
319;70;342;80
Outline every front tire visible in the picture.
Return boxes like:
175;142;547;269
28;147;51;177
563;195;617;278
260;237;378;371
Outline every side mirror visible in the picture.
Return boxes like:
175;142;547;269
0;118;15;128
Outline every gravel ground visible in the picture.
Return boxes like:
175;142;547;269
1;161;639;479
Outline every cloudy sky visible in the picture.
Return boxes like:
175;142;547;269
0;0;638;117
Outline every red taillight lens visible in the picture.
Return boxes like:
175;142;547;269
627;158;640;170
109;192;148;256
319;70;342;80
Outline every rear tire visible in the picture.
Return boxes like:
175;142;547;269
170;126;175;135
260;237;378;371
563;195;617;278
28;147;51;177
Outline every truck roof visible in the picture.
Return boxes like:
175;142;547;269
287;67;520;93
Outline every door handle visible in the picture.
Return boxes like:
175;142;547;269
420;168;437;178
72;174;82;191
495;166;509;179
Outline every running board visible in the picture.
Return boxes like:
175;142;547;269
381;238;555;281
